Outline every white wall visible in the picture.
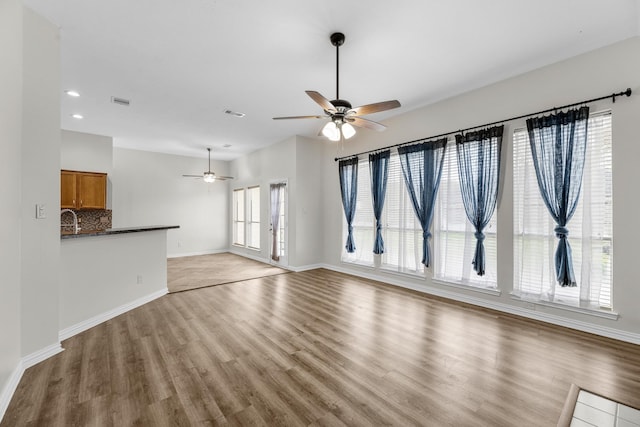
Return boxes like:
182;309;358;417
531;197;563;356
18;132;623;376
293;136;325;267
230;137;297;263
322;36;640;340
61;130;113;174
20;6;61;357
228;135;326;269
61;130;114;207
0;0;24;406
111;147;229;256
60;231;168;331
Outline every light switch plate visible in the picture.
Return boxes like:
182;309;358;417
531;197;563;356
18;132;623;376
35;204;46;219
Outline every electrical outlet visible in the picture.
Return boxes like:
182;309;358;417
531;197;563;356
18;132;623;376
177;240;182;247
136;275;143;284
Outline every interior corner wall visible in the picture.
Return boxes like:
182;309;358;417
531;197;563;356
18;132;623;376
0;0;24;401
321;36;640;340
111;148;229;257
294;136;325;268
229;137;298;265
20;5;61;356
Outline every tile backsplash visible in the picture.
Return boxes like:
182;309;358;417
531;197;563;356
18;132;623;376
61;209;112;232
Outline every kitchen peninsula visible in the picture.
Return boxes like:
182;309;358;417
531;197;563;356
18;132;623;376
59;225;179;340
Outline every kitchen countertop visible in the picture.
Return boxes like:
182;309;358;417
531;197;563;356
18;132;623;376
61;225;179;239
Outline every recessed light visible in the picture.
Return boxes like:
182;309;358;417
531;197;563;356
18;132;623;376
65;90;80;97
224;109;245;118
71;114;84;119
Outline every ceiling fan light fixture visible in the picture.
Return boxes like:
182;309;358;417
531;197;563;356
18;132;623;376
322;121;340;141
341;122;356;139
203;172;216;183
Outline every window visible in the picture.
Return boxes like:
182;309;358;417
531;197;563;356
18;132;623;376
380;154;423;275
233;186;260;250
232;189;245;246
270;182;287;264
247;186;260;249
341;159;374;265
434;141;497;288
513;111;612;309
340;154;430;275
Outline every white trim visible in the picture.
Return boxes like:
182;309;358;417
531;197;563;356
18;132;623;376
433;279;502;296
22;343;64;370
228;248;269;264
58;288;167;341
228;249;297;272
0;362;24;422
0;343;64;422
167;249;227;258
509;293;619;320
288;264;324;273
322;263;640;345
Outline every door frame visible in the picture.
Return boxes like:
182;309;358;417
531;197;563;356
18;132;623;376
269;179;288;267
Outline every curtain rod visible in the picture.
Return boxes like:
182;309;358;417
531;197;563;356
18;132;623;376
334;87;632;162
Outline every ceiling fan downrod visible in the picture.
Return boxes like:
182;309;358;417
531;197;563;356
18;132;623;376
330;32;345;103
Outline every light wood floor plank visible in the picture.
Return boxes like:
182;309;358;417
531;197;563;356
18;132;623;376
3;267;640;426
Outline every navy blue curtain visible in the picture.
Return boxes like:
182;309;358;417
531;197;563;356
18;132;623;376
455;126;503;276
526;106;589;287
369;150;390;254
338;157;358;253
397;138;447;267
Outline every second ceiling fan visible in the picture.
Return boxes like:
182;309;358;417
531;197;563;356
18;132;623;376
273;32;401;141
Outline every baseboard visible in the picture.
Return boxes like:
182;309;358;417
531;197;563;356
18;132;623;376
0;342;64;422
289;263;324;273
58;288;168;341
228;249;322;273
228;249;269;264
22;343;64;370
167;249;227;258
322;263;640;345
0;361;23;422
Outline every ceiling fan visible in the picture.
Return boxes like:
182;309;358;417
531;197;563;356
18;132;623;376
273;32;401;141
182;148;233;182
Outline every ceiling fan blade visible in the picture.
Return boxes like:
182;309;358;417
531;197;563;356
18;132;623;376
215;176;234;180
346;116;387;132
349;100;401;116
182;174;202;178
273;115;325;120
306;91;337;113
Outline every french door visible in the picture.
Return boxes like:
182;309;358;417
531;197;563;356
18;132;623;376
269;182;287;266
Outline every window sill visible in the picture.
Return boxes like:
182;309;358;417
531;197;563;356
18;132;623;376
379;265;425;280
509;293;619;320
340;259;375;269
433;278;501;297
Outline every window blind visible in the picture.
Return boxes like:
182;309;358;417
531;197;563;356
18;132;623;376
232;188;245;246
247;186;260;249
342;159;374;265
513;111;612;309
433;139;497;288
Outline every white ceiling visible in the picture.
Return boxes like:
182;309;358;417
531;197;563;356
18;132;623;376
24;0;640;161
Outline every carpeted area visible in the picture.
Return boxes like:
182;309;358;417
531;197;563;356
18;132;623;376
167;252;289;293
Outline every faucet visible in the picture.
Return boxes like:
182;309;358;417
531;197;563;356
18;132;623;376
60;209;80;234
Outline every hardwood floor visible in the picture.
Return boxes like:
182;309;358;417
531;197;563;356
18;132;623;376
3;268;640;426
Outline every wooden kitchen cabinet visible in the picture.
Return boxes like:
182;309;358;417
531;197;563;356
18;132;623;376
61;170;107;209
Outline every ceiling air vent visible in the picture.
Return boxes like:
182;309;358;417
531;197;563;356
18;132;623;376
224;109;245;118
111;96;130;106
